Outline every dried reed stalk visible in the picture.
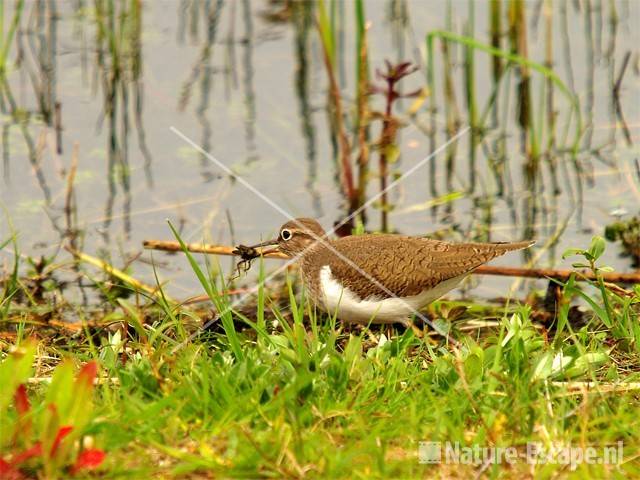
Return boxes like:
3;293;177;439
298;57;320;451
142;240;640;284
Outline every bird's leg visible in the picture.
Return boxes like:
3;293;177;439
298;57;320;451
384;324;394;340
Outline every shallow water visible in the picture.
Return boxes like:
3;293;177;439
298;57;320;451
1;1;638;302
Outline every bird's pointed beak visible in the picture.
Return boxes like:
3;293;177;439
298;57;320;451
246;238;281;255
247;238;279;249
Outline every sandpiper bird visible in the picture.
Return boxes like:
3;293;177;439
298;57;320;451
249;218;534;325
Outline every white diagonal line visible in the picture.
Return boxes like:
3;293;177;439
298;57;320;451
170;125;463;344
170;125;469;349
328;126;469;236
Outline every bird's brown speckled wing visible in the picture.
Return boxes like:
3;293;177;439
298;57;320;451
311;235;533;300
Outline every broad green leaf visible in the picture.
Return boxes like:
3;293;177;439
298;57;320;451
44;361;76;420
588;236;606;261
549;352;574;377
501;313;522;347
432;318;450;337
0;340;36;415
562;248;585;259
464;353;483;380
571;262;591;269
563;352;609;379
532;352;553;381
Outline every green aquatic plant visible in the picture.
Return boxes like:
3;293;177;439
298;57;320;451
605;216;640;267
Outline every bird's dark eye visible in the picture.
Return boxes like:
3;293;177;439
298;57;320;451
281;229;292;241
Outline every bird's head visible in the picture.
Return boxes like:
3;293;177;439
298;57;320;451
248;218;326;257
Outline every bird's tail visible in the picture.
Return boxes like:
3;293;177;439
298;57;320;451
489;240;536;252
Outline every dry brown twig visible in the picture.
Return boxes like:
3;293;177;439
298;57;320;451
142;240;640;284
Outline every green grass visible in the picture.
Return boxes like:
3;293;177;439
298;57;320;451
1;236;639;478
0;1;637;476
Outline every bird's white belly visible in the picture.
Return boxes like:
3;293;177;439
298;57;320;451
318;265;466;324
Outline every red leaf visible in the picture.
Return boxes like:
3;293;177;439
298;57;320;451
50;426;73;456
70;449;106;475
14;385;30;416
11;443;42;465
0;458;26;480
77;361;98;389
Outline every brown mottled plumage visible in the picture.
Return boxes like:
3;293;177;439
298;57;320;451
249;218;534;323
299;234;533;300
